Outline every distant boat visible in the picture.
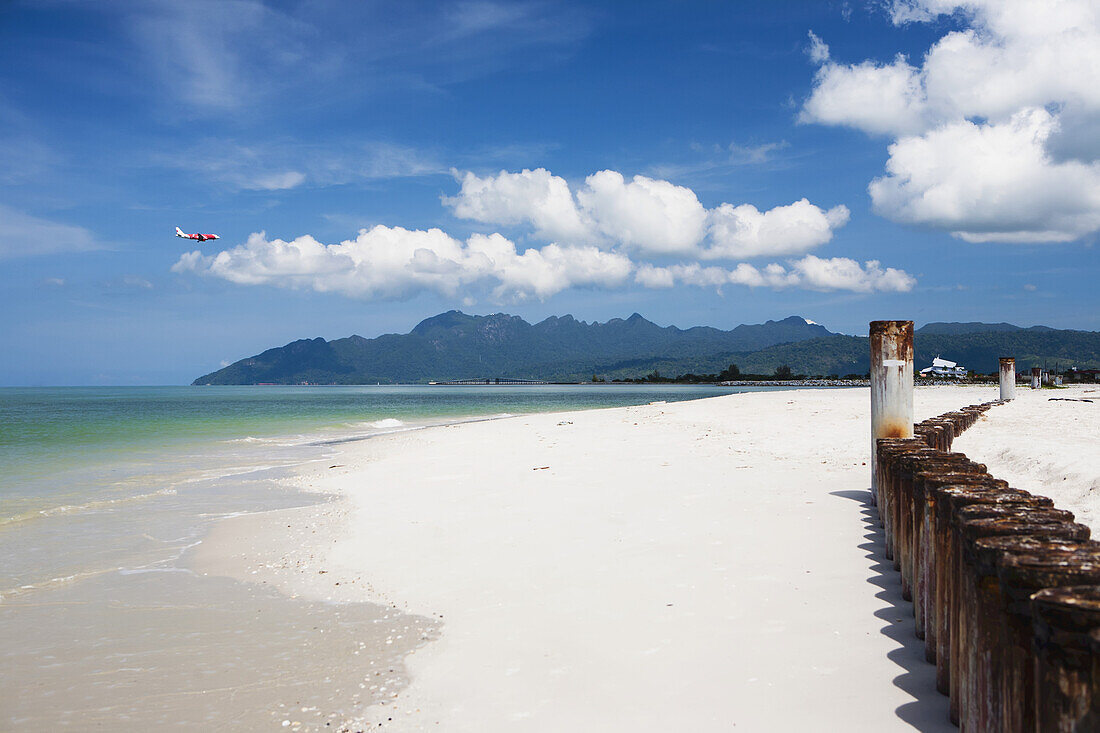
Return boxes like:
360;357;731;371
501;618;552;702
920;356;967;378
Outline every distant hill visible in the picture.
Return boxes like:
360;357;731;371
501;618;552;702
192;313;1100;384
193;311;831;384
713;329;1100;377
916;321;1056;335
917;322;1023;335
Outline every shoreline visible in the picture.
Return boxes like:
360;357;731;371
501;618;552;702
194;384;1039;731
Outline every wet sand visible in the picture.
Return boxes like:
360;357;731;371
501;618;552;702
0;557;435;730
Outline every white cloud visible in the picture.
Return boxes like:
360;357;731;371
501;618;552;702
636;256;914;293
789;255;915;292
705;200;850;259
177;221;914;299
445;167;849;258
174;166;912;299
468;233;633;300
634;264;676;289
0;206;102;259
801;0;1100;243
576;170;708;255
806;31;830;64
173;225;632;301
800;54;928;136
808;1;1100;136
869;108;1100;242
443;168;588;242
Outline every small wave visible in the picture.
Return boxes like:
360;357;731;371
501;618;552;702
117;567;195;577
0;567;115;602
0;488;178;527
369;418;405;429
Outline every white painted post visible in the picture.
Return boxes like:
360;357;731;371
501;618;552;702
999;357;1016;401
870;320;914;506
1032;367;1041;389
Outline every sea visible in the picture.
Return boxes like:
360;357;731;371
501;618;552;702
0;384;794;728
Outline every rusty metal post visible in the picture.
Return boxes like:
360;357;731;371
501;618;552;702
870;320;914;506
909;463;987;637
876;439;928;558
948;507;1075;724
1088;629;1100;728
975;538;1094;731
999;357;1016;401
956;518;1089;731
931;481;1014;690
1032;366;1041;389
998;549;1100;732
1031;586;1100;732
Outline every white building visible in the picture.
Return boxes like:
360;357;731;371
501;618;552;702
920;356;968;378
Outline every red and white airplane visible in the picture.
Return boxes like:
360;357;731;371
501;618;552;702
175;226;220;242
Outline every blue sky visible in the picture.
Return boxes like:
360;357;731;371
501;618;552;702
2;0;1098;384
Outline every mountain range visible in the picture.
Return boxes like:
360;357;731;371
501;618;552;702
192;312;1100;385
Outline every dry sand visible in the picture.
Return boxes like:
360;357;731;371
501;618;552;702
197;384;1098;731
953;384;1100;528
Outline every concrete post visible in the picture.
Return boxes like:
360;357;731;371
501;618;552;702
1032;367;1041;389
870;320;914;506
999;357;1016;401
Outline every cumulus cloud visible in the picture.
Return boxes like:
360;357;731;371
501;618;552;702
0;205;102;259
177;223;915;299
705;200;850;259
870;108;1100;242
800;55;928;137
577;170;708;255
172;225;632;301
443;168;588;242
807;0;1100;136
636;256;915;293
444;167;849;258
801;0;1100;243
175;169;914;300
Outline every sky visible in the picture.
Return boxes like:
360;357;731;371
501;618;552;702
2;0;1098;385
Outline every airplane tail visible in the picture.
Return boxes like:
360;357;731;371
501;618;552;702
175;226;185;237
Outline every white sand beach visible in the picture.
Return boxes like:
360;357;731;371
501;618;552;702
953;385;1100;529
196;384;1100;731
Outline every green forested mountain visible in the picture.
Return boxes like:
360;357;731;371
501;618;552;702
192;311;830;384
192;314;1100;385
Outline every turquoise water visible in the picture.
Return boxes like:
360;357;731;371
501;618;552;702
0;384;789;584
3;385;769;505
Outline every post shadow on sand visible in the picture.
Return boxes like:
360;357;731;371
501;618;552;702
831;488;955;732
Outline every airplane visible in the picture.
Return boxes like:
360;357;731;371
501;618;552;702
175;226;220;242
